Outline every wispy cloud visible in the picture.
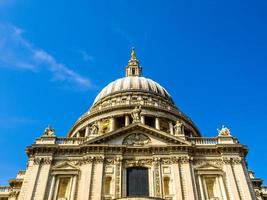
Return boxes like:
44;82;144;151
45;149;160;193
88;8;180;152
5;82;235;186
0;116;35;126
0;22;92;89
79;50;94;62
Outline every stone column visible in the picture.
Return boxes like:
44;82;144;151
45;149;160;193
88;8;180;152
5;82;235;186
155;118;160;130
70;175;77;200
222;158;241;200
125;115;130;126
169;122;174;135
77;157;93;200
35;157;53;200
197;175;205;200
18;158;42;200
47;175;56;200
179;157;196;200
110;117;116;132
171;158;183;200
77;132;80;138
232;158;254;200
141;115;145;124
91;157;104;200
85;126;90;137
218;176;228;200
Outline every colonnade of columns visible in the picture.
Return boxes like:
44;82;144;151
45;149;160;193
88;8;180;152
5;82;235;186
78;114;186;138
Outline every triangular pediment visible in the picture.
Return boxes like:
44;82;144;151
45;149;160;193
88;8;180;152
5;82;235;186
85;123;191;146
195;163;221;170
52;162;79;171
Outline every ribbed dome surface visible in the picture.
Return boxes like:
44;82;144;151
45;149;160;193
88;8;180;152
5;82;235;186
93;76;172;105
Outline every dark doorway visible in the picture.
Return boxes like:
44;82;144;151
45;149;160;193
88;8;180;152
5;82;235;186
126;167;149;197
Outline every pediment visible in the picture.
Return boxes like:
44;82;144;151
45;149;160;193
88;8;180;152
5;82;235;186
85;123;191;146
196;163;221;170
52;162;79;171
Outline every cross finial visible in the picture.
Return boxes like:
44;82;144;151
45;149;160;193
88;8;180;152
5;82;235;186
131;47;136;60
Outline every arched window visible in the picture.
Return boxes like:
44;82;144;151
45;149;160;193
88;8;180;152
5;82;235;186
127;167;149;197
105;176;112;195
163;177;170;196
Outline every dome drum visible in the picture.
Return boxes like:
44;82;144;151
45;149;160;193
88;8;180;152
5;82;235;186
68;105;199;139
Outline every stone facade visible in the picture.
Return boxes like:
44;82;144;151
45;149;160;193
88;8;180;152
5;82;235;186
0;49;266;200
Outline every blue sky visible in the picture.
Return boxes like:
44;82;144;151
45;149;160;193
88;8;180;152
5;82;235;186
0;0;267;185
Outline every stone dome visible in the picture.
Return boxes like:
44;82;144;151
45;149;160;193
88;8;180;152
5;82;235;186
67;48;201;138
93;76;173;105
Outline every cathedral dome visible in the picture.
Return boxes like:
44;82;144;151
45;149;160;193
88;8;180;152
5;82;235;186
68;48;200;138
93;76;173;105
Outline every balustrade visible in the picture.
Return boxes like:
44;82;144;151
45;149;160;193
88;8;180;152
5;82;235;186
188;137;218;145
0;186;9;193
56;137;85;145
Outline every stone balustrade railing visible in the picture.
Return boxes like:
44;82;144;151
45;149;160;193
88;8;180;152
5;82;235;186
56;137;86;145
188;137;218;145
0;186;9;193
188;137;239;145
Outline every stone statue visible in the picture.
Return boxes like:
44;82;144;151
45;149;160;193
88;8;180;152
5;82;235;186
89;123;99;135
43;125;55;136
131;106;142;123
217;125;231;136
174;120;184;135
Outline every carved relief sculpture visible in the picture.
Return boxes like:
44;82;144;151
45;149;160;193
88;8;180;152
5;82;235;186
123;133;151;146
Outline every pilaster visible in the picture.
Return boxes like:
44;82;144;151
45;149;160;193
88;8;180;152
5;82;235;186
115;158;122;198
153;158;162;198
18;157;41;200
89;157;104;200
33;157;53;200
171;158;183;200
78;157;93;200
222;157;241;200
180;157;196;200
232;158;254;200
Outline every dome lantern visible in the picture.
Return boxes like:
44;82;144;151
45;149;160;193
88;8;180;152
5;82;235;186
125;47;142;77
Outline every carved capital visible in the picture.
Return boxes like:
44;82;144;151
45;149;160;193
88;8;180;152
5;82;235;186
42;157;52;165
33;157;42;165
9;190;19;198
95;156;104;163
222;157;242;165
161;158;171;165
231;157;242;165
180;156;190;164
171;156;180;164
82;156;94;164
